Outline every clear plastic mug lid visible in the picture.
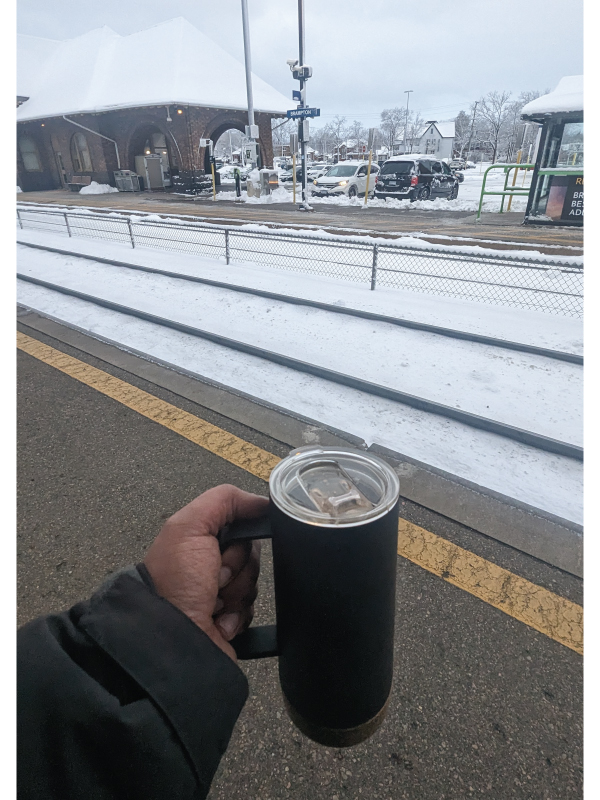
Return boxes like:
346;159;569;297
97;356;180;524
269;446;400;527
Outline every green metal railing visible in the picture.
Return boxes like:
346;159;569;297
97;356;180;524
476;163;535;221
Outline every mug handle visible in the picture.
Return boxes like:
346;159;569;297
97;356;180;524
217;516;278;660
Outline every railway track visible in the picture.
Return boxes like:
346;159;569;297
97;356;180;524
17;242;583;462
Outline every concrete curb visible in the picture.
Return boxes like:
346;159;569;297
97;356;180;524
17;306;583;577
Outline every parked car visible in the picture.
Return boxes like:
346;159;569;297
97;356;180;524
307;163;332;180
449;158;466;170
279;165;304;185
374;155;459;201
312;160;379;198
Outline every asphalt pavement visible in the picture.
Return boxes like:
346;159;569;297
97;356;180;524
17;323;583;800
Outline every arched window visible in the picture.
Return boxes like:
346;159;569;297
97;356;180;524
70;132;93;172
18;135;42;172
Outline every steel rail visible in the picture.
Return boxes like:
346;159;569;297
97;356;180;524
17;241;583;364
17;271;583;461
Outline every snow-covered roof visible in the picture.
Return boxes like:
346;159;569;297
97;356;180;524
414;120;455;139
434;121;455;138
17;17;290;121
521;76;583;120
387;153;431;161
17;34;61;98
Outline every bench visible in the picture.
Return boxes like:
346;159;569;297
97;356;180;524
67;175;92;192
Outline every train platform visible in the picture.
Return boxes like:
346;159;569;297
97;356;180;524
17;310;582;800
17;189;583;257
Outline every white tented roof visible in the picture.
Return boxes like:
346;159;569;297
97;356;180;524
521;76;583;119
17;17;290;121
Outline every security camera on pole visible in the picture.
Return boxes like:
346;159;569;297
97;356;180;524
286;0;316;212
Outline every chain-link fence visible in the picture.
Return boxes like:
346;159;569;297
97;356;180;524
16;205;583;317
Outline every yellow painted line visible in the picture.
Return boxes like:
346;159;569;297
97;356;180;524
18;330;583;655
398;520;582;655
17;332;280;482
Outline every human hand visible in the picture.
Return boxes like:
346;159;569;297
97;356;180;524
144;485;268;662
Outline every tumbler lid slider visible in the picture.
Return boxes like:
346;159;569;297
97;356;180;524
269;446;400;527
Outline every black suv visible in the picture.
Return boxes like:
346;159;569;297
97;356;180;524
374;156;459;201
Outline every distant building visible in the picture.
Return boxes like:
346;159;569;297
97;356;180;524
17;18;288;192
393;120;455;159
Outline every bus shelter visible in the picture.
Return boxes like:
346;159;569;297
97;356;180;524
521;76;583;226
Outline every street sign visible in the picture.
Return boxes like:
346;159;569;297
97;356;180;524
286;107;320;119
292;90;302;102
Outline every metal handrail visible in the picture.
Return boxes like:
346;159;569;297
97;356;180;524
476;163;535;221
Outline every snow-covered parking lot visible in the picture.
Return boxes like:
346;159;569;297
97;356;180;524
217;162;532;212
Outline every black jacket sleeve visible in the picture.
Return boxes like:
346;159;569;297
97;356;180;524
17;566;249;800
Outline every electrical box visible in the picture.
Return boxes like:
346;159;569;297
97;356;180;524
134;154;164;190
289;133;298;154
299;119;310;143
114;170;141;192
245;125;259;140
243;142;259;163
259;169;279;196
292;65;313;81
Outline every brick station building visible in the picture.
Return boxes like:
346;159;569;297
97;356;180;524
17;18;288;192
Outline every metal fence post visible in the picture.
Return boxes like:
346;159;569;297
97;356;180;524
371;244;378;290
64;213;72;237
225;229;230;265
17;209;23;229
127;217;135;248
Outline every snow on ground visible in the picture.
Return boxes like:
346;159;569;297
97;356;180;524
16;272;582;525
79;181;119;195
16;210;582;318
16;229;583;355
17;244;582;448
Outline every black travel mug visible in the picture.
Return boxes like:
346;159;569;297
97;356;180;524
218;446;400;747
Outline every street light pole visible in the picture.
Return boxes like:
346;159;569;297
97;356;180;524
297;0;312;210
241;0;258;169
403;90;413;155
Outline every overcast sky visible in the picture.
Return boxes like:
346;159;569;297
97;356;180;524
17;0;583;128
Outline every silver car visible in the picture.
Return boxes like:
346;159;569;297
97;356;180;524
312;161;379;198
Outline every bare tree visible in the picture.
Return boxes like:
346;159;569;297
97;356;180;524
271;118;296;159
348;120;367;157
476;90;512;163
380;107;404;153
453;110;471;157
327;115;348;160
405;112;425;153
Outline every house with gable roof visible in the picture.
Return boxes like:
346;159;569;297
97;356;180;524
393;120;455;159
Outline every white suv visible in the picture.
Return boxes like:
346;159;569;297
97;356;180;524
312;160;379;198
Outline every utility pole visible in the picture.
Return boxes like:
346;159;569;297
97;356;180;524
297;0;312;210
241;0;259;169
465;101;478;164
403;90;413;155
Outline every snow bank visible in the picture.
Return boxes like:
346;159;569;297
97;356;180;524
17;186;22;194
79;181;119;195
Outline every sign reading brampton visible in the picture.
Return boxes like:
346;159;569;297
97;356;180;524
286;107;321;119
